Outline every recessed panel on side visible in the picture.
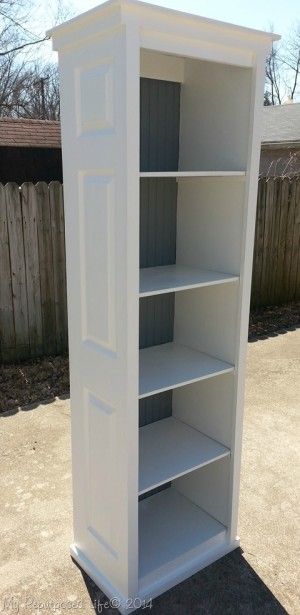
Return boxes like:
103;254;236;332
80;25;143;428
75;57;114;135
86;390;119;560
79;171;116;353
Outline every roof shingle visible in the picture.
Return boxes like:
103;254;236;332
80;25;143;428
0;117;61;148
262;103;300;145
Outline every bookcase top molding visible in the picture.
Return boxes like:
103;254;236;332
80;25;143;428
48;0;279;60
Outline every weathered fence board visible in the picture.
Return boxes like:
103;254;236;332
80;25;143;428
0;184;15;361
21;183;43;357
49;181;68;354
0;177;299;362
251;179;265;305
0;182;68;362
289;179;300;299
6;183;29;359
251;177;300;308
276;179;289;305
36;181;57;356
269;179;281;304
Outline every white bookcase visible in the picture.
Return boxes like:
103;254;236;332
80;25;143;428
49;2;278;612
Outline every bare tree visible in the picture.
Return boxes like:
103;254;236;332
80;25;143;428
282;24;300;101
265;24;300;105
0;0;47;53
0;0;71;119
11;63;60;120
1;63;61;120
265;42;283;105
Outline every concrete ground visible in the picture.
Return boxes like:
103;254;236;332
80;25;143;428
0;329;299;614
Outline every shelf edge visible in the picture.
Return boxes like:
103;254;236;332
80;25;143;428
139;364;234;399
138;449;230;495
140;171;246;178
139;275;239;297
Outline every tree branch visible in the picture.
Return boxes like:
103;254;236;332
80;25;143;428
0;36;49;57
0;8;40;41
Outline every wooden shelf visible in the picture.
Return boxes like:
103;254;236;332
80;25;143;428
140;171;246;178
139;342;234;399
139;416;230;495
139;487;226;591
140;265;238;297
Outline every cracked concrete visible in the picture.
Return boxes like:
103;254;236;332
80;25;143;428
0;329;299;614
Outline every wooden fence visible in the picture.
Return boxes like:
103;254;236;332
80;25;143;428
0;182;67;362
0;177;299;362
251;176;300;308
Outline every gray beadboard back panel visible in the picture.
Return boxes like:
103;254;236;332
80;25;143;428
140;178;178;268
140;78;181;172
139;78;181;438
139;293;175;349
139;391;172;427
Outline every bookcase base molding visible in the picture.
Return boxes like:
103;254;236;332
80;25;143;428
71;538;240;614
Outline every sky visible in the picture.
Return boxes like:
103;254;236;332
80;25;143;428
32;0;299;63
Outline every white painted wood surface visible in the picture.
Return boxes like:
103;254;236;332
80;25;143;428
139;417;230;495
176;177;245;276
140;49;184;82
139;265;238;297
49;0;277;610
174;284;239;365
50;11;140;601
175;457;231;527
179;60;252;171
139;171;246;177
139;342;234;398
173;375;234;449
139;487;226;588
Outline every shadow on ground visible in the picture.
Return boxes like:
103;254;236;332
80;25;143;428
248;301;300;343
74;548;287;615
248;323;300;343
0;354;69;416
0;392;69;418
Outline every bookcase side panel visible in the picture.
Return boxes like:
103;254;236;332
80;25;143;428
178;59;252;171
228;51;270;543
176;176;245;276
56;26;139;598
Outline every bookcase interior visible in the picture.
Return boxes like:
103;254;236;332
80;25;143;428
140;49;252;172
139;460;230;594
137;48;246;583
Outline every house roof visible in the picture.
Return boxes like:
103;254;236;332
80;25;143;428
0;118;61;148
262;103;300;146
3;103;299;149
